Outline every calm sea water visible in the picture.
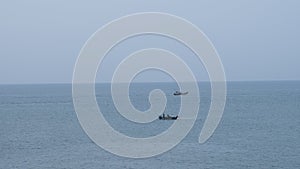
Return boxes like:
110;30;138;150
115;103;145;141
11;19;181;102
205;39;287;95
0;81;299;169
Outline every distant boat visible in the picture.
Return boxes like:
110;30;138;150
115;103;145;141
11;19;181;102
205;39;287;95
173;91;188;96
159;114;178;120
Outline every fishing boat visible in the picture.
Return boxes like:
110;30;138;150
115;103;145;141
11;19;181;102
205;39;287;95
173;91;188;96
158;114;178;120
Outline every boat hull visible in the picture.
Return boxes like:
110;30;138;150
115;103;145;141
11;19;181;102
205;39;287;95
173;92;188;96
158;115;178;120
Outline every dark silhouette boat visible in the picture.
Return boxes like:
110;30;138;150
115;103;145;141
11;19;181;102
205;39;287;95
173;91;188;96
159;114;178;120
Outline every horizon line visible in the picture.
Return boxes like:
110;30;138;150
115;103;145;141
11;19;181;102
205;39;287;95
0;79;300;85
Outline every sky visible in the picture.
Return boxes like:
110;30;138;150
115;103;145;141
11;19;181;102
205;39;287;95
0;0;299;84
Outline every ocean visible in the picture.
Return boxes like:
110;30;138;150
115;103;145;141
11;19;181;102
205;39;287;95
0;81;299;169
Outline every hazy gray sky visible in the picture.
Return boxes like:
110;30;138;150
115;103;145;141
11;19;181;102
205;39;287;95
0;0;299;84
